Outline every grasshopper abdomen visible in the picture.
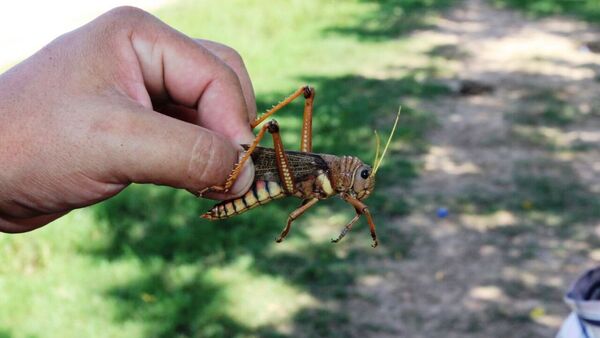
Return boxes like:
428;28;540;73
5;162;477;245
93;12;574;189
201;180;285;219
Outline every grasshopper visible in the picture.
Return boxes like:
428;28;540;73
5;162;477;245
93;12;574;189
200;86;399;248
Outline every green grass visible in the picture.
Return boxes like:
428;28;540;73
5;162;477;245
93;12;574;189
0;1;450;337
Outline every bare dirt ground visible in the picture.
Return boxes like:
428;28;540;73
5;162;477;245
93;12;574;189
350;1;600;337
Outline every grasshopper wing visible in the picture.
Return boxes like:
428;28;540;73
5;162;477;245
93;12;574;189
242;145;329;183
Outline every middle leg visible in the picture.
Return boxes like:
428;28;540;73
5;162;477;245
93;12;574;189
276;198;319;242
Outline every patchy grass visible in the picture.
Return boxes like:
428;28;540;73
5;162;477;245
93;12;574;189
512;159;593;214
494;0;600;23
506;90;581;127
455;157;599;220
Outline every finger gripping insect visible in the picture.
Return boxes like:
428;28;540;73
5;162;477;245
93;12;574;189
200;86;400;248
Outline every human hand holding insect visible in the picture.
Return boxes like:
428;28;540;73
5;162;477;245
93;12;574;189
0;6;399;243
201;86;401;248
0;7;258;232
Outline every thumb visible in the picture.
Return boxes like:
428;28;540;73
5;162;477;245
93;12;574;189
104;103;254;198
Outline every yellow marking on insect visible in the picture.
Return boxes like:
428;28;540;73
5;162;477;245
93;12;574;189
218;205;226;217
255;181;270;201
244;189;258;207
317;173;334;196
234;199;245;212
268;181;282;196
225;202;235;215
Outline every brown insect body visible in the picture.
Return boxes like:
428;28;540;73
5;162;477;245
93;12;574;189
199;86;397;247
202;147;374;219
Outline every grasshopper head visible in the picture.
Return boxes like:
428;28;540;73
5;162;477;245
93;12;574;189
351;163;375;200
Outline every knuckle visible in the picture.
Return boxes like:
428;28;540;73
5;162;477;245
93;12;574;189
104;6;150;22
212;45;249;82
221;47;246;68
92;6;160;54
98;6;154;34
204;41;246;69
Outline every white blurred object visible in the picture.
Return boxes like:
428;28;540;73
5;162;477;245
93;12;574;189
0;0;168;67
557;267;600;338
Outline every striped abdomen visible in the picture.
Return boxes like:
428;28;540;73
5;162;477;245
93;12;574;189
201;180;286;220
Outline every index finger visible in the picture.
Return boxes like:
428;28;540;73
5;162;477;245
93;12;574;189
195;39;257;123
125;10;255;144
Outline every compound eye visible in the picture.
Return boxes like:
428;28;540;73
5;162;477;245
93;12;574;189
360;169;370;179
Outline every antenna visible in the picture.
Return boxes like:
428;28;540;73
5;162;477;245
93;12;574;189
372;106;401;175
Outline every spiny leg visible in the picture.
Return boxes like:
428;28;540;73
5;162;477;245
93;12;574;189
342;193;379;248
201;86;315;196
199;117;299;196
251;86;316;153
331;210;361;243
276;198;319;243
268;120;296;194
252;86;307;128
301;86;315;152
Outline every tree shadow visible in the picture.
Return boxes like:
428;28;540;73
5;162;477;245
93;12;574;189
324;0;456;41
435;278;566;337
108;270;243;338
88;72;449;337
493;0;600;24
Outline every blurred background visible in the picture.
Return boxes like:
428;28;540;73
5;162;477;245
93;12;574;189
1;0;600;337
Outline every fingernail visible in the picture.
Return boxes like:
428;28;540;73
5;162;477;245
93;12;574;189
230;156;254;197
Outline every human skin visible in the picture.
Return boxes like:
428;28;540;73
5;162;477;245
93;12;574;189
0;7;257;233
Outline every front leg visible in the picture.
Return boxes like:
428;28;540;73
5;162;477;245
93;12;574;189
341;193;379;248
331;210;361;243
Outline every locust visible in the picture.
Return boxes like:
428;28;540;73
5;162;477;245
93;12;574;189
200;86;400;248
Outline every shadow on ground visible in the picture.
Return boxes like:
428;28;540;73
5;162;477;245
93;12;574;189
494;0;600;23
325;0;456;41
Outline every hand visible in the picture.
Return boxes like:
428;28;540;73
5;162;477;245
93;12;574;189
0;7;257;232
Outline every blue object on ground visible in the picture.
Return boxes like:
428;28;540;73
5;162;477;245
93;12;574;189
437;207;449;218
